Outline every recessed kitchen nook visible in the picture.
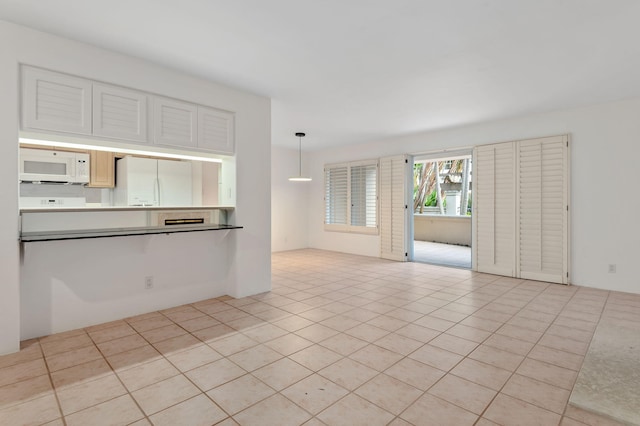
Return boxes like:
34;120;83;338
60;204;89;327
18;64;240;242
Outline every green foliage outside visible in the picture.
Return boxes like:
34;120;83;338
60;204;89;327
424;190;441;207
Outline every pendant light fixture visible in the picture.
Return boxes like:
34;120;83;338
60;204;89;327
289;132;312;182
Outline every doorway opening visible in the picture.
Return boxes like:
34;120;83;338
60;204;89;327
412;152;472;268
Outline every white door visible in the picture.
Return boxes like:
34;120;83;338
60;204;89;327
93;83;148;143
473;135;569;284
517;135;569;284
22;66;92;135
474;142;516;276
158;160;192;206
380;155;409;261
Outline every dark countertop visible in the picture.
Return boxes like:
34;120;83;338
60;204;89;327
20;205;235;213
20;223;242;242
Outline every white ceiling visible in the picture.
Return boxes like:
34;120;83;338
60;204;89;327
2;0;640;150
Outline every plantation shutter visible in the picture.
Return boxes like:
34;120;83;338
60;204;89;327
351;163;378;228
324;166;348;226
474;135;569;284
380;155;408;261
474;142;516;276
517;135;569;284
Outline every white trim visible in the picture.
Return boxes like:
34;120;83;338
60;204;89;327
413;148;473;162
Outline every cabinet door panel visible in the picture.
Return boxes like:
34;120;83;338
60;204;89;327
198;106;235;154
22;66;92;135
153;97;197;148
93;84;148;142
88;150;115;188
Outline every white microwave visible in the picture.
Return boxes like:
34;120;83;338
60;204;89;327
20;148;90;184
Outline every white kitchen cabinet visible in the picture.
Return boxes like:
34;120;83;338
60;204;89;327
153;97;197;148
197;106;235;154
21;66;236;155
22;66;92;135
93;83;148;143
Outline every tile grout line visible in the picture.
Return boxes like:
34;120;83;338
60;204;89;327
559;288;611;423
473;282;595;424
384;282;525;424
38;335;68;426
142;299;247;422
86;320;153;425
5;250;633;425
279;271;502;425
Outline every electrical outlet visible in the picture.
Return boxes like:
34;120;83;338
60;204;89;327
608;264;617;273
145;276;154;289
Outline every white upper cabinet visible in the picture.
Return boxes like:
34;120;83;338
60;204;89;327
22;66;92;135
197;106;235;154
153;97;197;148
21;66;235;154
93;83;148;143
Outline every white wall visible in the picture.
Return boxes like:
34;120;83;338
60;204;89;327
21;233;230;338
271;145;310;252
307;98;640;294
0;20;271;350
0;23;21;355
414;215;471;246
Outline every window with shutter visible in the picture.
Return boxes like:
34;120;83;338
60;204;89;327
324;160;378;234
325;166;348;226
351;164;377;228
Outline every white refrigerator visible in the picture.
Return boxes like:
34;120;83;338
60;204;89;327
114;156;192;206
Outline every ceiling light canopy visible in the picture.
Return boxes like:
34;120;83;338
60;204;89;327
289;132;312;182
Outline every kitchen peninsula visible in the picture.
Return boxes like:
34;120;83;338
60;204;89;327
20;205;241;242
0;20;271;355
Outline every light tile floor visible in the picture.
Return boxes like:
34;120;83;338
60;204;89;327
1;248;637;425
413;240;472;269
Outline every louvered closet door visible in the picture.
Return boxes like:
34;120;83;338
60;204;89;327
474;142;516;276
380;155;408;261
517;135;568;284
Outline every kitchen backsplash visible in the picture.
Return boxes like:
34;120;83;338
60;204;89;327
20;183;105;203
